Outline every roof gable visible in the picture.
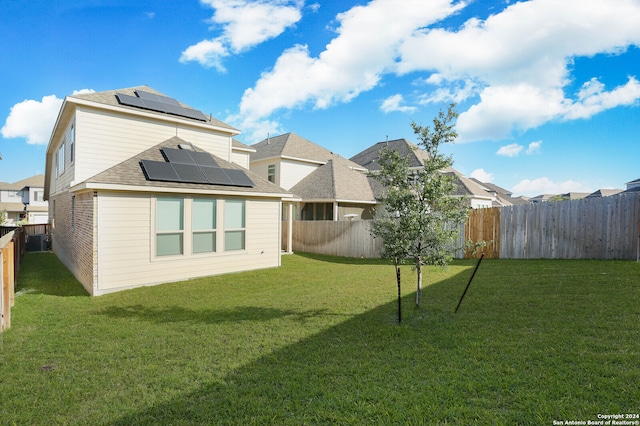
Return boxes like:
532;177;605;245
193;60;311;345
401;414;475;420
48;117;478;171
250;133;365;170
350;138;430;170
290;158;375;202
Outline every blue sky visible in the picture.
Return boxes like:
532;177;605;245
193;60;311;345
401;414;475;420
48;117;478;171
1;0;639;196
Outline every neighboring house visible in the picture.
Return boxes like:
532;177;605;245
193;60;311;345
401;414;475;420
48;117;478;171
530;194;557;203
249;132;374;220
0;174;48;225
44;86;292;296
350;138;496;209
470;178;531;206
586;189;623;198
623;178;640;193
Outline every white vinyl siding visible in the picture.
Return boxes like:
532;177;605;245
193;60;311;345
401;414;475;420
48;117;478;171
231;150;250;169
73;107;233;184
279;160;319;190
95;193;281;295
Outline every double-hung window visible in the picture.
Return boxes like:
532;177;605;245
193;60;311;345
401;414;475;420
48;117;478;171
224;200;245;251
267;164;276;183
156;198;184;256
192;199;216;253
56;142;65;176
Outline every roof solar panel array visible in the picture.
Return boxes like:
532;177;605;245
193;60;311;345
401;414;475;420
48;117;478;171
140;148;254;188
115;90;208;122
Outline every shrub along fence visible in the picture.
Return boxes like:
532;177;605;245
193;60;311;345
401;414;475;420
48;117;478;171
286;192;640;260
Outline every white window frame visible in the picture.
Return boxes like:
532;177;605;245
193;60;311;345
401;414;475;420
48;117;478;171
56;141;66;177
192;198;217;254
153;197;243;260
155;197;184;257
224;199;246;251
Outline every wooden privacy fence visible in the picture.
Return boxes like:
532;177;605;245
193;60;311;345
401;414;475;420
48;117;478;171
0;224;50;332
287;219;383;258
1;231;17;332
286;192;640;260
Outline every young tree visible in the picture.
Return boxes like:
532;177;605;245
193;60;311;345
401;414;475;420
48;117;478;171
369;148;413;323
372;104;469;310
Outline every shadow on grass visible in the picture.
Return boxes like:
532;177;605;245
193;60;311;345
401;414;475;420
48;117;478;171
98;305;338;325
294;251;394;265
102;260;640;424
103;268;558;425
17;252;88;297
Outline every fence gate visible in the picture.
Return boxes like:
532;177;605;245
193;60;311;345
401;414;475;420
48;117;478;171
465;207;500;258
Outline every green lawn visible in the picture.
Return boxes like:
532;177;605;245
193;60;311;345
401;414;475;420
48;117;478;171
1;252;639;425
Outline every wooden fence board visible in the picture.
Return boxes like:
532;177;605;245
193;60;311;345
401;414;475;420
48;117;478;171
285;193;640;260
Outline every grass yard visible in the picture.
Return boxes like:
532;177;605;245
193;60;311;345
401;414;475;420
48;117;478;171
1;252;639;425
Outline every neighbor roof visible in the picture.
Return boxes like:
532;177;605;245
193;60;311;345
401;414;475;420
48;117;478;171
250;132;365;170
0;174;44;190
289;158;376;202
81;136;290;196
350;138;430;171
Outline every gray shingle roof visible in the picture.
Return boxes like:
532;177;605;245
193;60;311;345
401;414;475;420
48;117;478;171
250;133;364;169
70;86;238;132
0;174;44;190
349;139;430;170
289;158;376;202
83;136;290;196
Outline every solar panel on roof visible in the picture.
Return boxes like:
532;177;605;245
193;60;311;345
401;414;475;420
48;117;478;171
224;169;254;187
200;166;234;186
115;91;207;122
136;90;181;106
172;163;208;184
116;93;146;109
188;150;219;167
162;148;196;165
140;160;180;182
140;146;254;188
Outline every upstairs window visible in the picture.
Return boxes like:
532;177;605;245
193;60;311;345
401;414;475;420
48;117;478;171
56;142;65;176
267;164;276;183
69;123;75;163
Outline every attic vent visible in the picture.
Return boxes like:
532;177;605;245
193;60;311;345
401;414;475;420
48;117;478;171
178;143;194;151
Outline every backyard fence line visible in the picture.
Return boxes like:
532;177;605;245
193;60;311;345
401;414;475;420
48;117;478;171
285;192;640;260
1;231;17;332
0;224;48;332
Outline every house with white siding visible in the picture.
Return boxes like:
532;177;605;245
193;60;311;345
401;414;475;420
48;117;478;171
44;86;292;296
249;133;376;221
0;174;48;225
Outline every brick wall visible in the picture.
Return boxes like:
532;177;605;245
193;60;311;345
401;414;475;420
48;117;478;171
50;191;95;294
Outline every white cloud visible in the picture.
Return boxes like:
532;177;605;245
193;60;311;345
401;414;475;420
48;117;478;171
563;76;640;120
1;89;93;145
526;140;541;154
470;168;493;182
230;0;640;141
180;0;304;71
2;95;62;145
397;0;640;141
235;0;464;138
512;177;591;197
380;94;416;113
497;140;542;157
497;143;523;157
